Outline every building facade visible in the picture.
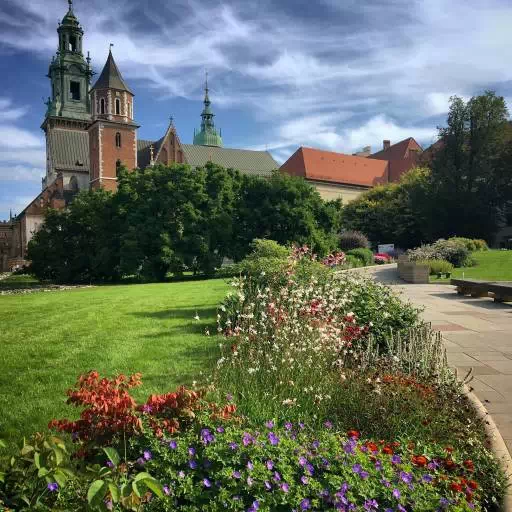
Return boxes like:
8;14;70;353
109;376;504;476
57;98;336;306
1;0;278;271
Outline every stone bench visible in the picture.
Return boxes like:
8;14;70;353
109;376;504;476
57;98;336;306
487;282;512;303
451;279;512;303
451;279;491;298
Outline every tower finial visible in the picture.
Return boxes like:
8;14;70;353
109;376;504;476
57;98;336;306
68;0;73;10
109;43;114;53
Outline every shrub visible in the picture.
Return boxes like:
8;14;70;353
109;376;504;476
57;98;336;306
339;230;369;251
345;254;362;268
347;248;374;266
408;239;469;267
245;239;290;260
462;254;478;267
417;259;454;275
449;237;489;252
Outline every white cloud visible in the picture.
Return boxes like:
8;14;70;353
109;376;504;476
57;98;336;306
0;126;43;149
0;165;44;183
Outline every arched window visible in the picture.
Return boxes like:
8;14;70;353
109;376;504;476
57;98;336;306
100;98;105;114
115;132;121;148
115;98;121;115
116;159;122;177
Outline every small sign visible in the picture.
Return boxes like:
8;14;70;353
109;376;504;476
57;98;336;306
378;244;395;254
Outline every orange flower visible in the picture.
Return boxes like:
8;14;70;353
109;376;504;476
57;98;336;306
366;442;378;453
412;455;428;467
382;446;394;455
468;480;478;490
347;430;360;439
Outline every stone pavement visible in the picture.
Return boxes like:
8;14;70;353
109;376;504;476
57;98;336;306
365;264;512;454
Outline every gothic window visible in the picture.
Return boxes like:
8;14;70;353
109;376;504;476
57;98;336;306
115;98;121;115
100;98;105;114
116;132;122;148
70;81;80;101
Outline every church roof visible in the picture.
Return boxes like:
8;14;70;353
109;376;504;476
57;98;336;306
48;128;90;172
182;145;278;176
136;139;278;177
91;50;133;94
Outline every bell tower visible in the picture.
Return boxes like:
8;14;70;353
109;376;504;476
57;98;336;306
42;0;93;191
88;47;138;191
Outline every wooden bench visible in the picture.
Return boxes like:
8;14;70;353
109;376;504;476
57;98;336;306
487;282;512;303
450;279;491;298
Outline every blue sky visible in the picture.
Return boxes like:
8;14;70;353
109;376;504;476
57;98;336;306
1;0;512;219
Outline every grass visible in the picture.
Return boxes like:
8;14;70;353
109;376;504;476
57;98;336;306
430;249;512;283
0;278;228;445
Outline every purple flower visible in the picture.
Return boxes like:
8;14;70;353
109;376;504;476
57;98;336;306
229;442;239;450
143;450;152;461
392;488;401;499
360;471;369;479
398;506;407;512
268;432;280;446
439;498;450;508
242;433;255;446
247;460;254;470
178;470;185;478
232;470;242;479
299;456;308;466
169;440;177;450
312;440;320;449
400;471;413;484
360;445;368;453
375;460;382;471
391;454;402;465
163;485;170;495
265;420;274;429
266;459;274;470
300;498;311;510
343;440;356;455
216;426;225;433
136;457;145;466
381;478;391;488
106;460;114;468
285;422;293;430
188;447;196;457
281;482;290;492
306;463;314;476
189;460;198;469
201;428;215;445
301;475;309;485
203;478;211;488
248;500;260;512
352;463;362;474
47;482;59;492
264;480;272;490
105;499;114;511
299;422;305;430
226;393;234;402
364;499;378;510
324;420;333;429
247;476;254;486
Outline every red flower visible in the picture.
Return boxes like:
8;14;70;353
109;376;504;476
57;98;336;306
382;446;394;455
468;480;478;490
450;482;463;493
347;430;360;439
463;459;474;472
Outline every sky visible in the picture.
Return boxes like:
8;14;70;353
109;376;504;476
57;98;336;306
1;0;512;219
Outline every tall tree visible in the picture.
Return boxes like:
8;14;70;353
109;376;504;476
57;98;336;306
430;91;511;241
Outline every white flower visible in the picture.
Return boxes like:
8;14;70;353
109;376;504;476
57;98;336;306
194;313;200;321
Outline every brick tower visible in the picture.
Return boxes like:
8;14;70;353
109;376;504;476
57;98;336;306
88;48;138;191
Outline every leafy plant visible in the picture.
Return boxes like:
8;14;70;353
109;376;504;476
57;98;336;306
417;259;454;275
346;248;374;266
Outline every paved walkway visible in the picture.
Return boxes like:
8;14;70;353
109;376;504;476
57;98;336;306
364;264;512;454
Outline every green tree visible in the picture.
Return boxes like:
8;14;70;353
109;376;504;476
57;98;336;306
231;171;342;260
28;189;118;283
430;91;512;241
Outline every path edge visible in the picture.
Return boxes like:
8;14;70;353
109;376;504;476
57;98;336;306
463;383;512;511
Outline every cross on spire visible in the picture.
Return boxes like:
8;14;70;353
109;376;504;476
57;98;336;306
68;0;73;10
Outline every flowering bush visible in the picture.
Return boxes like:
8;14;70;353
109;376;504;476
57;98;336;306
137;419;488;511
374;253;392;264
339;230;370;251
407;239;473;268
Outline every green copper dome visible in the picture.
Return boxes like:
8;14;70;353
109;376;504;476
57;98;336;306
193;76;223;148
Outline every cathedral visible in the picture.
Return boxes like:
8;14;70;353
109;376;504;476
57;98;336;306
0;0;278;271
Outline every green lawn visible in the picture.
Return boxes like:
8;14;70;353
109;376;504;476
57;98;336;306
0;279;228;445
430;249;512;283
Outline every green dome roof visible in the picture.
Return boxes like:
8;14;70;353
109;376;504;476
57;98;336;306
61;1;80;28
193;76;223;148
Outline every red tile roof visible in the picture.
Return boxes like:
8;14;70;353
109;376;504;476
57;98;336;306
280;147;389;188
369;137;423;161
